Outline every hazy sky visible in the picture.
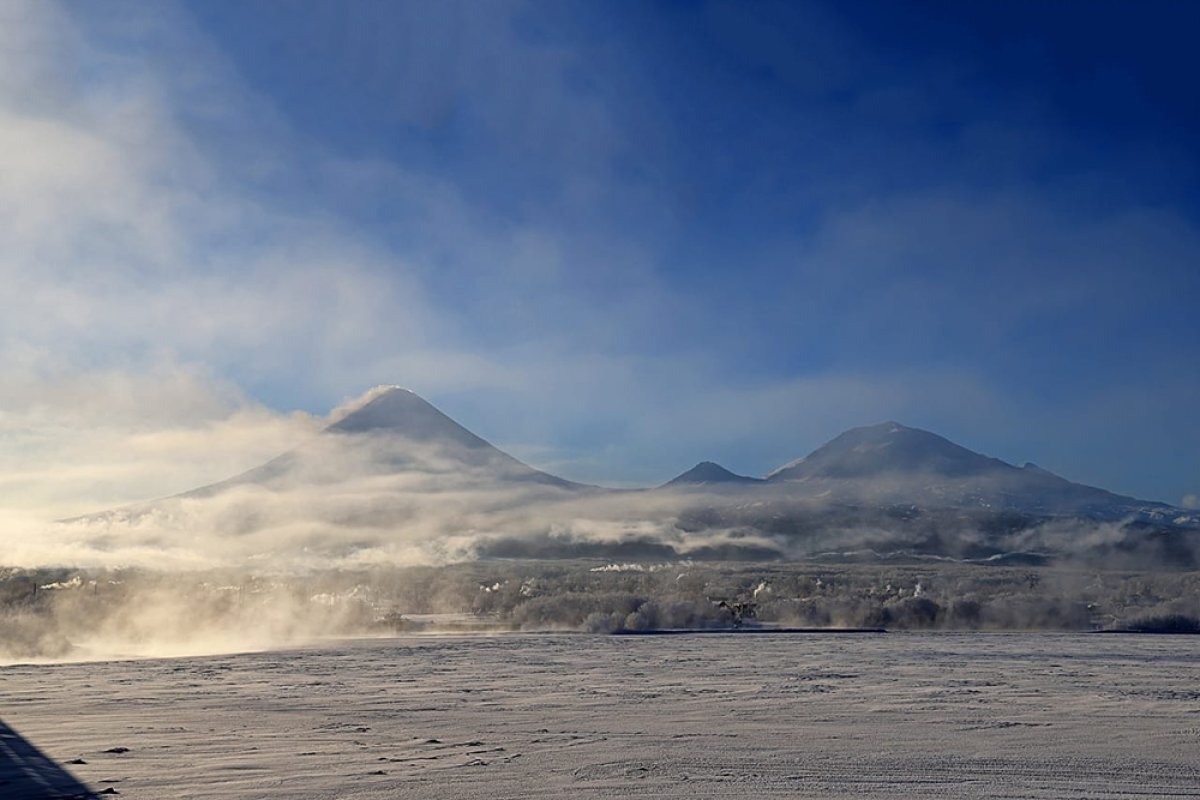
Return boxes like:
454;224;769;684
2;0;1198;511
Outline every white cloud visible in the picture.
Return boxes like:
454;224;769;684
0;1;464;391
0;362;321;520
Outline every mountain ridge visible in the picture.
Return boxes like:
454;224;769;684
63;388;1200;567
87;390;1194;518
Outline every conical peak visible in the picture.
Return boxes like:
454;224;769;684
325;386;490;449
664;461;761;487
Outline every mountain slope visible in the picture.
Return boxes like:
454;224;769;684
767;422;1009;481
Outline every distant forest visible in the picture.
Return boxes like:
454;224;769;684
3;561;1199;661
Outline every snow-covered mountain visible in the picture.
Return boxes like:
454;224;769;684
182;386;586;497
65;387;587;530
760;421;1188;524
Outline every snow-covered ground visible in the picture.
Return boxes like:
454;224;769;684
3;633;1200;798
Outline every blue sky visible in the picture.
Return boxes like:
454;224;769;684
2;0;1198;509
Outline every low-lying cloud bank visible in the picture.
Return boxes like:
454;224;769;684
26;458;1199;575
24;493;1197;578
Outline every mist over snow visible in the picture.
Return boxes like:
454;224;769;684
2;1;1200;663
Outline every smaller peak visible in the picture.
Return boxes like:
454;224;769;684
663;461;761;487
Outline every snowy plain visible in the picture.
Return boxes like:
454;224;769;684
4;632;1200;799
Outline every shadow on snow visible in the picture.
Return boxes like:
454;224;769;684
0;719;99;800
